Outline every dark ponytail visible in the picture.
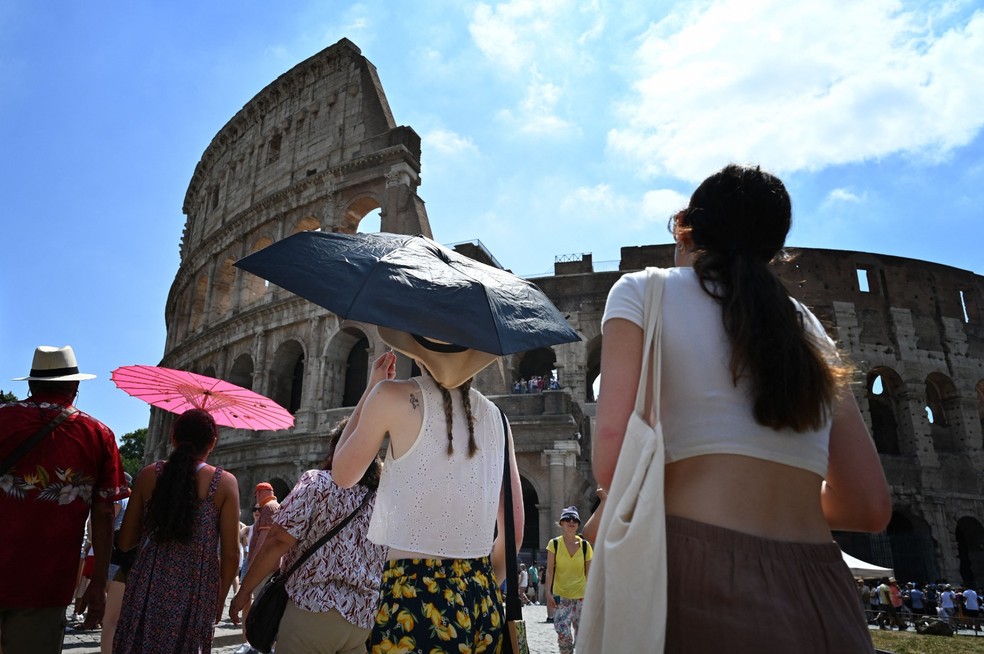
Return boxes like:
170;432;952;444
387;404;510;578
678;164;849;432
146;409;218;543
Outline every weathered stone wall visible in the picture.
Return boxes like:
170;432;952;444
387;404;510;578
529;245;984;584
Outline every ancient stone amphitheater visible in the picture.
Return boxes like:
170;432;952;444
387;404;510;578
145;38;984;585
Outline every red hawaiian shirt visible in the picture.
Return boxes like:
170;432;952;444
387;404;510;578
0;397;129;607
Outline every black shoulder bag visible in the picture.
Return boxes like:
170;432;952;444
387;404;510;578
0;406;76;477
245;487;374;653
499;408;530;654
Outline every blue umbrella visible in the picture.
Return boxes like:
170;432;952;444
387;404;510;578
235;231;580;356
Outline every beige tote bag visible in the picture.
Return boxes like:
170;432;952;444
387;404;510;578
579;267;667;653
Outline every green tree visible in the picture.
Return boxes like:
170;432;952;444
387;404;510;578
1;390;18;402
118;428;147;479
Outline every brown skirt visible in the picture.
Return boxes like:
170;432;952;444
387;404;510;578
665;515;873;654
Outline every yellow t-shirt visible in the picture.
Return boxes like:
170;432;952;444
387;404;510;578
547;536;593;599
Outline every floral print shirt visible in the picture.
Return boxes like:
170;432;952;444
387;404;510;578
276;469;387;630
0;398;129;607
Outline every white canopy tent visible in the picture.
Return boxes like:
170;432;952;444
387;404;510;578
841;550;894;579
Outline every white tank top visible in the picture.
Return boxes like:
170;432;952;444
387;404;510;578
367;375;505;558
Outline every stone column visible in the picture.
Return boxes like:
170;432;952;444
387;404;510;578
541;441;581;539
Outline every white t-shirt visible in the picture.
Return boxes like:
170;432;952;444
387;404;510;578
602;266;837;478
964;589;980;610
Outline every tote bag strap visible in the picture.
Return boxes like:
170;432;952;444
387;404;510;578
632;268;667;422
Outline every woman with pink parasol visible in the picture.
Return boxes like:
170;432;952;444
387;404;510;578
111;409;241;654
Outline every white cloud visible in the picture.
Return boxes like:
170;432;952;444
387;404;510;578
423;128;480;158
641;189;690;225
496;66;577;136
608;0;984;181
559;183;687;229
823;188;866;207
469;0;601;138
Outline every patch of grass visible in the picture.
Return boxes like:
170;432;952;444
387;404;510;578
870;629;984;653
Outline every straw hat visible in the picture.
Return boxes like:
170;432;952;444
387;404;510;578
13;345;96;382
376;326;497;389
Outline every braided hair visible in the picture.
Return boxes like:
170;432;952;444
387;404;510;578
145;409;218;543
432;374;478;457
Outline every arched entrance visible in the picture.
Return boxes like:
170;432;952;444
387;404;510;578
956;516;984;587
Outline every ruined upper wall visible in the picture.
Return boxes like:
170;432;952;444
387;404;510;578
178;38;415;258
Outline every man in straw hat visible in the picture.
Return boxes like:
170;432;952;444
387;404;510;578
0;346;129;654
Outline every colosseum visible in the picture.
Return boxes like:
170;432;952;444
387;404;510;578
145;38;984;586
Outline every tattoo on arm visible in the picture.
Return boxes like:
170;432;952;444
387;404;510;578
409;393;419;410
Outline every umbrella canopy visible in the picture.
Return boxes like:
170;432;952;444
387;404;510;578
234;231;581;356
111;365;294;431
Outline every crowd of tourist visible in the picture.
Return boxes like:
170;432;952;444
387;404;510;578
860;576;982;632
511;375;560;394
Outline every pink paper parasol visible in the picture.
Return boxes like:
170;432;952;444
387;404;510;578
111;365;294;431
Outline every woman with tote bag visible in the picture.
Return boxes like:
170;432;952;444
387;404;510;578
582;164;892;653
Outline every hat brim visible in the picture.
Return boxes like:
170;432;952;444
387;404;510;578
12;373;96;382
377;326;497;389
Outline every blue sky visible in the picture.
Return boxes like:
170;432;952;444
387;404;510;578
2;0;982;438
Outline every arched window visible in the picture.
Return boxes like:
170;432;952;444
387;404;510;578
866;369;902;455
228;354;254;390
189;274;208;333
212;255;236;320
292;215;320;233
270;340;305;414
926;373;959;453
956;517;984;588
242;237;273;306
584;336;602;403
342;335;370;407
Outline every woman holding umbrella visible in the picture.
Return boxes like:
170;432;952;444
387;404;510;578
333;329;524;653
112;409;241;654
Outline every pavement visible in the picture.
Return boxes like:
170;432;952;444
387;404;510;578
62;599;564;653
61;601;984;653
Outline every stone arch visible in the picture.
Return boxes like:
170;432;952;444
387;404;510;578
175;286;193;340
189;273;208;333
886;511;938;583
270;339;305;414
956;516;984;588
977;380;984;446
269;477;292;502
339;194;382;234
211;253;236;321
520;475;541;556
242;236;274;306
584;335;602;403
291;215;320;234
323;326;373;408
866;367;904;455
515;348;556;392
228;353;254;390
201;365;216;379
926;372;959;452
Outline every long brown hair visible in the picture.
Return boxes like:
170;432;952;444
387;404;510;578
146;409;217;543
674;164;850;431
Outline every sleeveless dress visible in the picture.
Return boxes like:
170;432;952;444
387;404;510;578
113;463;224;654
